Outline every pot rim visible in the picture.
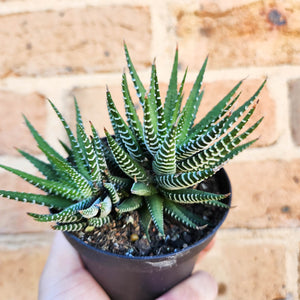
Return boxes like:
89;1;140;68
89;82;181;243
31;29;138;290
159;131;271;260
64;168;231;261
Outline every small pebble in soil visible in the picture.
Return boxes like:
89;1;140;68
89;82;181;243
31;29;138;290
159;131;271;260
130;233;139;242
73;176;230;257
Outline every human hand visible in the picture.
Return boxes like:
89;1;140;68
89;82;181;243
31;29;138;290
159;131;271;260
39;232;109;300
39;232;217;300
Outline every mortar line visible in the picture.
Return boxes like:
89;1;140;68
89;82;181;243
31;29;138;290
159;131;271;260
0;232;54;250
1;66;300;161
218;227;300;243
0;0;153;15
2;65;300;92
285;239;299;300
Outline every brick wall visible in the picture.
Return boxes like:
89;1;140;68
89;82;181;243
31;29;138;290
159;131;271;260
0;1;299;299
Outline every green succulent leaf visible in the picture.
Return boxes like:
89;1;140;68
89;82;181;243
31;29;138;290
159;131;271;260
209;138;259;171
163;200;200;229
88;216;111;228
29;212;83;223
74;98;89;165
152;122;178;175
78;198;101;219
169;204;207;227
48;100;90;180
155;168;215;190
177;57;207;144
45;154;93;198
176;113;231;160
77;124;102;184
150;62;167;142
131;182;156;196
17;149;58;181
0;46;264;236
107;174;133;189
105;130;148;182
98;196;113;217
187;79;244;143
124;42;146;106
116;195;143;213
106;89;144;162
122;72;144;147
59;140;73;160
177;100;263;173
160;188;229;204
90;122;108;173
164;47;179;126
96;136;121;175
104;182;120;204
143;92;160;156
0;164;85;200
52;221;88;231
23;115;65;162
170;67;187;128
145;194;164;236
0;191;73;209
27;198;94;222
138;204;152;241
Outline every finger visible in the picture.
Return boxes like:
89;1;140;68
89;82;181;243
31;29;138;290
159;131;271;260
157;270;218;300
41;232;83;279
39;232;109;300
196;238;216;263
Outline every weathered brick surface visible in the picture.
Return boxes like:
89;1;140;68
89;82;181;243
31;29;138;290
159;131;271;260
224;160;300;228
0;7;151;77
0;173;50;233
195;237;288;300
0;1;299;298
71;78;274;146
193;79;276;147
173;1;300;69
288;78;300;145
0;244;50;300
71;84;143;136
298;247;300;298
0;91;46;155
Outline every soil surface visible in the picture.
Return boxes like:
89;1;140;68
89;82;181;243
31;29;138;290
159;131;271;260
74;175;230;257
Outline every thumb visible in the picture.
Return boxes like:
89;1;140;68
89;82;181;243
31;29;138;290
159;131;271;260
157;270;218;300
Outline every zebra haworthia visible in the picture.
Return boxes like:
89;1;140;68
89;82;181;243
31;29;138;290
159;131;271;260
0;43;264;240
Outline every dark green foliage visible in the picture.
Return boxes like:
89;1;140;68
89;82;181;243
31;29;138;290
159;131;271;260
0;44;264;240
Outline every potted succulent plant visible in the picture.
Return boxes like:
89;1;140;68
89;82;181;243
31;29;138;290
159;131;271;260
0;44;264;300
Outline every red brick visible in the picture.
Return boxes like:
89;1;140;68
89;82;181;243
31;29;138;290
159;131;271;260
224;160;300;228
0;244;50;300
0;7;151;77
173;1;300;69
160;78;274;147
0;91;46;155
298;248;300;298
72;77;274;146
0;172;50;233
288;78;300;145
195;237;288;299
71;85;143;137
175;79;275;147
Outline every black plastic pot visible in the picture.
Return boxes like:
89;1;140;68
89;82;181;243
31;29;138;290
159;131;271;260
64;168;231;300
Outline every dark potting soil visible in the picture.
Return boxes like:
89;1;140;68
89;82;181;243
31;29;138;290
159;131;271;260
74;176;230;257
